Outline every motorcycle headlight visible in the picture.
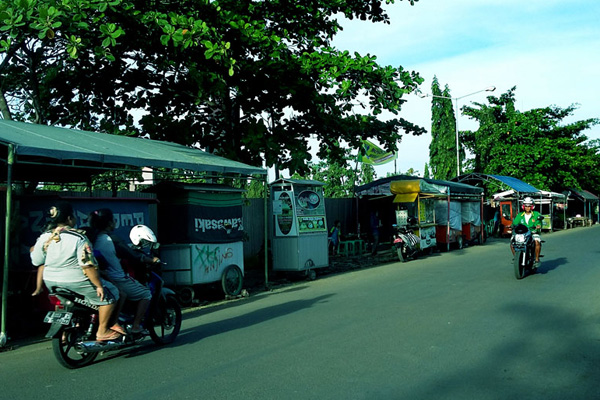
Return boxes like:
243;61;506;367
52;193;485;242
514;234;526;243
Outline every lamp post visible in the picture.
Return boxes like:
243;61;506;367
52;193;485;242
420;86;496;177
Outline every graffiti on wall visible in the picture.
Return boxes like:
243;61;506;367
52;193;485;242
194;244;235;274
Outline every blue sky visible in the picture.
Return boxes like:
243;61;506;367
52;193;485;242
328;0;600;177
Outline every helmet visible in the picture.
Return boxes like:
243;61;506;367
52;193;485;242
522;197;535;210
129;225;157;248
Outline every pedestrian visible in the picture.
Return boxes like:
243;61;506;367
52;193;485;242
370;211;381;256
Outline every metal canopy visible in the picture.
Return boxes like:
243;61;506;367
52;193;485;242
455;173;540;194
0;119;266;181
355;175;483;197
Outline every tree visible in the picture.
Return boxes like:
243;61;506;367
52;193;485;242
427;76;458;180
461;87;600;192
1;0;425;175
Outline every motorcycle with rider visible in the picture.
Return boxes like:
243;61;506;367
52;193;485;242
510;197;543;279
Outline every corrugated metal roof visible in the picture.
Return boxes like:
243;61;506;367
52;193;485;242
0;119;266;180
566;188;599;201
488;175;539;193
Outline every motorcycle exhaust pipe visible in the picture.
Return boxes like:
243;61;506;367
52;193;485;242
77;339;124;353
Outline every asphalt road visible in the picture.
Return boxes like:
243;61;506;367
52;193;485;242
2;226;600;400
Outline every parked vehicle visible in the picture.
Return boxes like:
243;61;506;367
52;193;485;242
43;227;181;369
511;221;542;279
392;219;421;262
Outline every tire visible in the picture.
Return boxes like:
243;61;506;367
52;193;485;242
52;327;97;369
148;295;182;345
221;265;243;296
514;250;525;280
177;286;195;307
397;247;405;263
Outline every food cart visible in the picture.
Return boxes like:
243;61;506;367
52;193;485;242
390;179;444;253
270;179;328;280
150;183;246;304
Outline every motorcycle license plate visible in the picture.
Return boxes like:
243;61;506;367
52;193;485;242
44;311;73;325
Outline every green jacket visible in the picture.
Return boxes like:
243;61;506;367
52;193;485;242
512;211;542;234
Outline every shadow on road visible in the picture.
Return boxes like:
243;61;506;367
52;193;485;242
175;294;334;346
536;257;568;275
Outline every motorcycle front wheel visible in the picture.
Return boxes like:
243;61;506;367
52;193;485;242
396;246;406;263
513;250;525;280
52;327;97;369
148;295;182;345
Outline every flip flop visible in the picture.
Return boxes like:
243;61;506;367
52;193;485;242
96;331;123;342
110;324;127;335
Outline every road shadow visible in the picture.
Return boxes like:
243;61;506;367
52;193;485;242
174;294;334;347
536;257;568;275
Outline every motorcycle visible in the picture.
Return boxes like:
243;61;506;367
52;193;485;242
43;233;182;369
392;219;421;263
511;217;543;279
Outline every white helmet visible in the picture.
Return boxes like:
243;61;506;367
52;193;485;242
522;197;535;210
129;225;157;248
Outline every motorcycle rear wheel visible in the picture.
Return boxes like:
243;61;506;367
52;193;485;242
52;327;97;369
148;295;182;345
513;250;525;280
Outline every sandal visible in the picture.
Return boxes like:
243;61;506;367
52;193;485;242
96;331;123;342
110;324;127;335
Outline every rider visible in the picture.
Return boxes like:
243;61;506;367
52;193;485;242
88;209;153;335
30;202;122;341
510;197;542;267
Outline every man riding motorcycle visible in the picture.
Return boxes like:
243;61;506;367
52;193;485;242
510;197;542;267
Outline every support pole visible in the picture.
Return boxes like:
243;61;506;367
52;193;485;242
263;175;269;290
1;144;14;347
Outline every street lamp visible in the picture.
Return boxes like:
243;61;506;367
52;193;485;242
420;86;496;177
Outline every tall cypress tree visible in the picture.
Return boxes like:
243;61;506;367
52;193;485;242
428;76;458;180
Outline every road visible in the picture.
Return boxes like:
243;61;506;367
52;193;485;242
2;226;600;400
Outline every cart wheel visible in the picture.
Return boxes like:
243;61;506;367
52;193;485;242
307;269;317;281
222;265;243;296
178;286;195;307
457;236;464;249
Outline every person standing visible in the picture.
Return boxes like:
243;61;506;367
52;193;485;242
370;211;381;256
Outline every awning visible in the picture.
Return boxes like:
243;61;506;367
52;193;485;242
566;188;599;201
390;179;448;203
455;173;539;194
0;119;266;182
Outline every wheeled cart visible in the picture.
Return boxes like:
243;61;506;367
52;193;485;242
160;242;244;304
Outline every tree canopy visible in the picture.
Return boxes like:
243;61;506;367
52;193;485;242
1;0;425;176
461;87;600;192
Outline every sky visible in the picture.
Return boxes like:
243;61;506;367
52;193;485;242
320;0;600;179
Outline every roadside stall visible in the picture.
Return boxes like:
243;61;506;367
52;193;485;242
564;188;599;227
148;183;246;304
0;119;267;347
270;179;328;280
389;179;445;253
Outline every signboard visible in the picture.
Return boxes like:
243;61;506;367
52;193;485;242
274;191;297;236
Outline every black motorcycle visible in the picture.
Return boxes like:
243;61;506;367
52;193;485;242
511;219;543;279
43;264;182;369
392;221;421;263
